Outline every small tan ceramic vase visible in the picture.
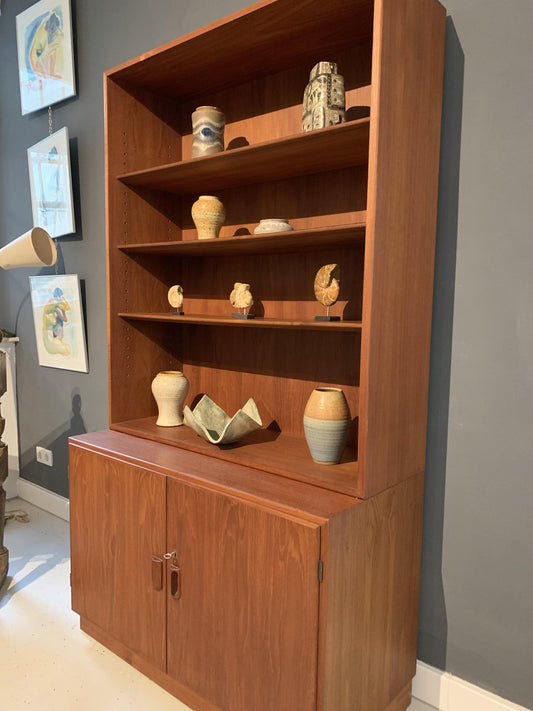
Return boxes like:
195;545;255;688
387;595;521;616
151;371;190;426
191;195;225;240
303;387;350;464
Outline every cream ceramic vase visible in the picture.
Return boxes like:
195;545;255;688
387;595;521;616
191;105;225;158
151;371;190;426
303;387;350;464
191;195;225;239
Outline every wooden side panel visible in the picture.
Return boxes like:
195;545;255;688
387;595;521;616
69;444;167;670
319;472;424;711
166;478;321;711
359;0;446;498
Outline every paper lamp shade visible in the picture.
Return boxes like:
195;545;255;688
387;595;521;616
0;227;57;270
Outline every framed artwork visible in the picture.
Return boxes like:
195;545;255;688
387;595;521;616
29;274;88;373
28;127;75;238
16;0;76;115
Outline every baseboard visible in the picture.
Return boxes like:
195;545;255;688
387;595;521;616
16;478;70;522
413;661;531;711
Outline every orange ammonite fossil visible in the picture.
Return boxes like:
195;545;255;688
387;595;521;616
314;264;340;307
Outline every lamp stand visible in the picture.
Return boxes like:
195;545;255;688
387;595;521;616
0;344;8;588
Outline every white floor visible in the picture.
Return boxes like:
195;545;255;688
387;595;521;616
0;498;435;711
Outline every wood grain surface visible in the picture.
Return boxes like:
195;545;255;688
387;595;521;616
166;479;320;711
358;0;446;497
318;472;425;711
69;445;167;670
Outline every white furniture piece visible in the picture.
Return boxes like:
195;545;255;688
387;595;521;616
0;337;20;500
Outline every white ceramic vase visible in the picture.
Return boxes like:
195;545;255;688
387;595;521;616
303;387;350;464
253;219;293;234
151;371;190;426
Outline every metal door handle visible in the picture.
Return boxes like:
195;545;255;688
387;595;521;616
151;555;163;591
170;562;181;600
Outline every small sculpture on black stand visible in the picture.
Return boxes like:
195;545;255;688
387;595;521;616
314;264;340;321
168;285;184;315
230;282;254;319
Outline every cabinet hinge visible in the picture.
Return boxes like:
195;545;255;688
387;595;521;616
318;560;324;583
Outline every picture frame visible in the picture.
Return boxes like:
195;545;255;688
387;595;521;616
29;274;88;373
28;127;75;238
16;0;76;115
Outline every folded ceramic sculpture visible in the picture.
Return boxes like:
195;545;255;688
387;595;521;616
183;395;262;445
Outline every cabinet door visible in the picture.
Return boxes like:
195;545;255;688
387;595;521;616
166;479;321;711
70;446;167;670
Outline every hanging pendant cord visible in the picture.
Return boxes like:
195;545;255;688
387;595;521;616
48;106;53;136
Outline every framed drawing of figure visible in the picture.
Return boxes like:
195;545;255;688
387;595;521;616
28;127;75;238
29;274;88;373
16;0;76;115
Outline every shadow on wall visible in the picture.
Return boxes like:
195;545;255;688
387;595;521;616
19;390;86;499
417;17;464;671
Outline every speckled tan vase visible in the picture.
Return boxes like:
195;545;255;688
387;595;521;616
303;387;350;464
191;195;225;240
151;371;190;426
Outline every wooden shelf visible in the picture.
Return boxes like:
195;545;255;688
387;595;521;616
118;221;366;256
117;120;370;195
119;312;362;331
108;0;374;100
111;416;360;497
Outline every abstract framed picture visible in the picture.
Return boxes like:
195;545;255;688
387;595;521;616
29;274;88;373
16;0;76;115
28;127;75;238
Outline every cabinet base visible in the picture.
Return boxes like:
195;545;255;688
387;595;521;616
79;616;414;711
386;682;413;711
80;617;221;711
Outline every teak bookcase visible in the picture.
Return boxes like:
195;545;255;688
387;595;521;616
69;0;446;709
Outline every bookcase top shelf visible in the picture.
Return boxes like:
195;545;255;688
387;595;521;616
107;0;375;100
117;119;370;194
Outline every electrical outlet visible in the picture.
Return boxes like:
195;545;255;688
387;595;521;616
36;445;53;467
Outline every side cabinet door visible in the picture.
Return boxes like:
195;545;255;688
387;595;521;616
69;445;167;670
166;478;321;711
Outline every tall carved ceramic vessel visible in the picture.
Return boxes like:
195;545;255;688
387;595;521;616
151;371;190;426
303;387;350;465
191;195;225;240
192;106;225;157
302;61;345;132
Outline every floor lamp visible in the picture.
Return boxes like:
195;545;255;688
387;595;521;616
0;227;57;588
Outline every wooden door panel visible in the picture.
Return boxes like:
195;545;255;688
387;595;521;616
70;446;167;670
166;479;320;711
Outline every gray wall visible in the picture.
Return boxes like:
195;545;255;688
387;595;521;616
421;1;533;707
1;0;532;708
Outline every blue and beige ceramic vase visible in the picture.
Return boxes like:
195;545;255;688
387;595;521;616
303;387;350;465
192;105;225;158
